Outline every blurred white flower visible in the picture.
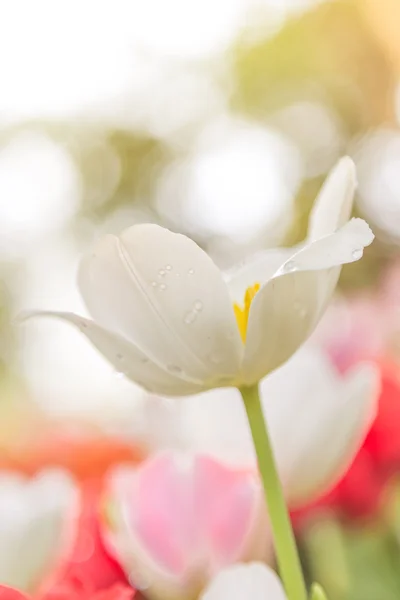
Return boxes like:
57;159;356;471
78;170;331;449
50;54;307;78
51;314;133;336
355;128;400;244
200;562;286;600
178;346;380;508
0;131;81;258
25;158;373;395
102;453;269;600
0;470;77;592
177;118;302;241
268;101;344;177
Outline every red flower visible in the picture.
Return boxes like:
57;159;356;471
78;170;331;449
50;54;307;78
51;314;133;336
0;583;134;600
39;481;128;597
0;587;30;600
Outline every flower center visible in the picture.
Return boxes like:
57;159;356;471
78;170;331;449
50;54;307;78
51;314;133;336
233;283;260;343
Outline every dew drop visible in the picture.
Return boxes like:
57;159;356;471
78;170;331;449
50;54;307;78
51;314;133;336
293;301;307;318
283;260;297;273
188;268;194;275
184;311;197;325
159;283;167;291
151;281;158;288
158;269;166;277
167;364;182;374
194;300;203;311
352;248;362;260
166;265;172;271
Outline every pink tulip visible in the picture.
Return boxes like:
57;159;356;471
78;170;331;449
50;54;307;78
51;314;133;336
101;452;269;600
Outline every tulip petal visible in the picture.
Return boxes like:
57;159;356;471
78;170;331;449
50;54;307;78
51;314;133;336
78;225;242;386
200;563;286;600
0;587;30;600
194;456;264;568
265;360;380;507
224;249;294;305
242;218;374;384
181;348;380;508
20;312;205;396
181;388;254;467
102;454;268;600
307;156;357;240
0;470;76;592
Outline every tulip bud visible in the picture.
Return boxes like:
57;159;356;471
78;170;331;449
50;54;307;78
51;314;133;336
101;452;270;600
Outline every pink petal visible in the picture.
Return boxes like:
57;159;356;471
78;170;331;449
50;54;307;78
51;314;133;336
194;456;257;567
130;454;195;576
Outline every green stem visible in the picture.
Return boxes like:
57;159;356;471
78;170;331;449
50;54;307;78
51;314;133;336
240;384;308;600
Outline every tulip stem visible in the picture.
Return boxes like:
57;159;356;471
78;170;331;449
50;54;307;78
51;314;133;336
240;384;308;600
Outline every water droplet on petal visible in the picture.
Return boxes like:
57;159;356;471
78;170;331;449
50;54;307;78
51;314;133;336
159;269;166;277
188;268;194;275
151;281;158;288
283;260;297;273
159;283;167;291
194;300;203;311
167;364;182;374
184;311;197;324
352;248;363;260
166;265;172;271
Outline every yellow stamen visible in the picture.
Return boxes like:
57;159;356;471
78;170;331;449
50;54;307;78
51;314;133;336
233;283;260;343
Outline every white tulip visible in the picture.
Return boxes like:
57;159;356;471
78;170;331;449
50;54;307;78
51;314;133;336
178;346;380;508
0;470;77;591
24;157;373;395
200;563;286;600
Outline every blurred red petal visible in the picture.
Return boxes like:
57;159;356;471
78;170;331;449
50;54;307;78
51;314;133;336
0;587;30;600
39;581;134;600
40;482;129;597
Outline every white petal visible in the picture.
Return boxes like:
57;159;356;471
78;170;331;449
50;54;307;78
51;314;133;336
266;359;380;508
200;563;286;600
242;219;374;384
224;248;294;305
78;225;242;387
20;311;205;396
180;349;379;509
307;156;357;240
181;388;255;467
277;218;374;274
0;469;77;591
